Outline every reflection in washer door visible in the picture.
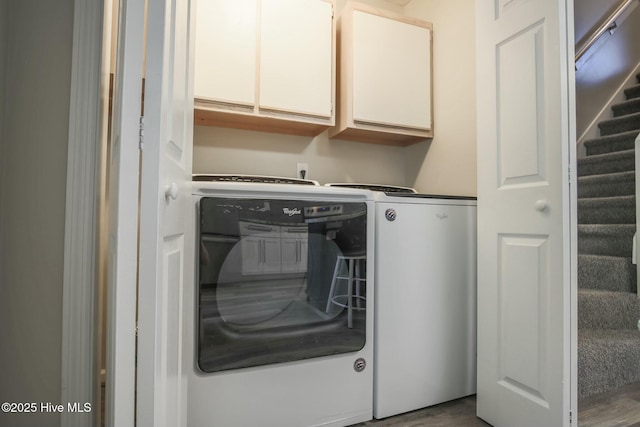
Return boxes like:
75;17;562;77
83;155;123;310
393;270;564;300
197;197;367;373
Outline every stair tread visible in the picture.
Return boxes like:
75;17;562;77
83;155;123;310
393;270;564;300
578;195;635;205
578;329;640;399
579;328;640;340
578;224;635;257
599;111;640;126
580;148;635;162
578;170;635;183
579;253;633;261
625;84;640;98
598;111;640;136
584;129;640;145
578;148;635;177
578;223;636;233
578;288;638;298
578;254;637;293
612;97;640;113
579;288;640;330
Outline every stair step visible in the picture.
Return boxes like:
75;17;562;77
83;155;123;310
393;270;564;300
577;171;635;198
578;254;637;293
578;329;640;399
625;84;640;100
578;289;640;330
577;149;635;177
577;195;635;224
598;112;640;136
578;224;635;257
613;98;640;117
583;130;640;156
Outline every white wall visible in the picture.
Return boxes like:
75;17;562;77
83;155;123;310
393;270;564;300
0;1;73;426
403;0;477;196
193;0;477;196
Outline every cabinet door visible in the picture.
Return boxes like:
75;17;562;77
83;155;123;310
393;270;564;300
298;238;308;272
259;0;333;118
282;226;309;273
261;237;282;274
240;236;263;275
352;10;431;130
280;238;301;273
194;0;257;106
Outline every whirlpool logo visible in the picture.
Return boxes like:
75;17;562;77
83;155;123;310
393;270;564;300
283;207;302;216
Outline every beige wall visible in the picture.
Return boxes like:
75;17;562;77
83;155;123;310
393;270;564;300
194;126;408;185
194;0;477;196
0;1;73;426
403;0;476;196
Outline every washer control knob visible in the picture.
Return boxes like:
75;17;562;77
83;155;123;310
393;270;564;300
385;208;397;222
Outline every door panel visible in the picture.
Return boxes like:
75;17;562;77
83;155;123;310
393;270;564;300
497;23;546;187
476;0;576;426
498;235;550;406
137;0;194;425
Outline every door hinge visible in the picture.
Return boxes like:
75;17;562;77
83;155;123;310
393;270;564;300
135;321;139;337
139;116;145;150
569;410;573;425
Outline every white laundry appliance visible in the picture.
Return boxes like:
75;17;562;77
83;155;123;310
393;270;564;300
187;175;376;427
327;183;477;419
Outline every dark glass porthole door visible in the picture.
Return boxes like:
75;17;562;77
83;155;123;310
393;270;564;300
197;197;368;373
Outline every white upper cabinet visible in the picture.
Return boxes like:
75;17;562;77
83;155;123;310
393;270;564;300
194;0;335;136
330;2;433;145
260;0;333;118
194;0;257;108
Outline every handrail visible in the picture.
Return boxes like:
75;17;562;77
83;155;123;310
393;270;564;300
575;0;638;63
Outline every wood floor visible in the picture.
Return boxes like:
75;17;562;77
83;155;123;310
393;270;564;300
100;382;640;426
351;382;640;427
353;395;490;427
579;382;640;427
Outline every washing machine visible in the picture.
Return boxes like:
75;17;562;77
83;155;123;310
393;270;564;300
187;175;376;427
327;183;477;419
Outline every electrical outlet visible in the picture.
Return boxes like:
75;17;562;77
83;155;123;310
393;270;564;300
297;163;309;180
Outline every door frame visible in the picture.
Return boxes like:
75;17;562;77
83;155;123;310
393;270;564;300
61;0;104;426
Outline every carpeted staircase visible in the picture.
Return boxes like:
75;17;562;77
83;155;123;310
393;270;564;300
578;72;640;400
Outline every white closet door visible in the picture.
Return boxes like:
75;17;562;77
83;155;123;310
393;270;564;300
475;0;577;425
259;0;333;118
194;0;257;106
352;10;431;130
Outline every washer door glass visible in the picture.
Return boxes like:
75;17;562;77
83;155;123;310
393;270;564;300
197;197;367;373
